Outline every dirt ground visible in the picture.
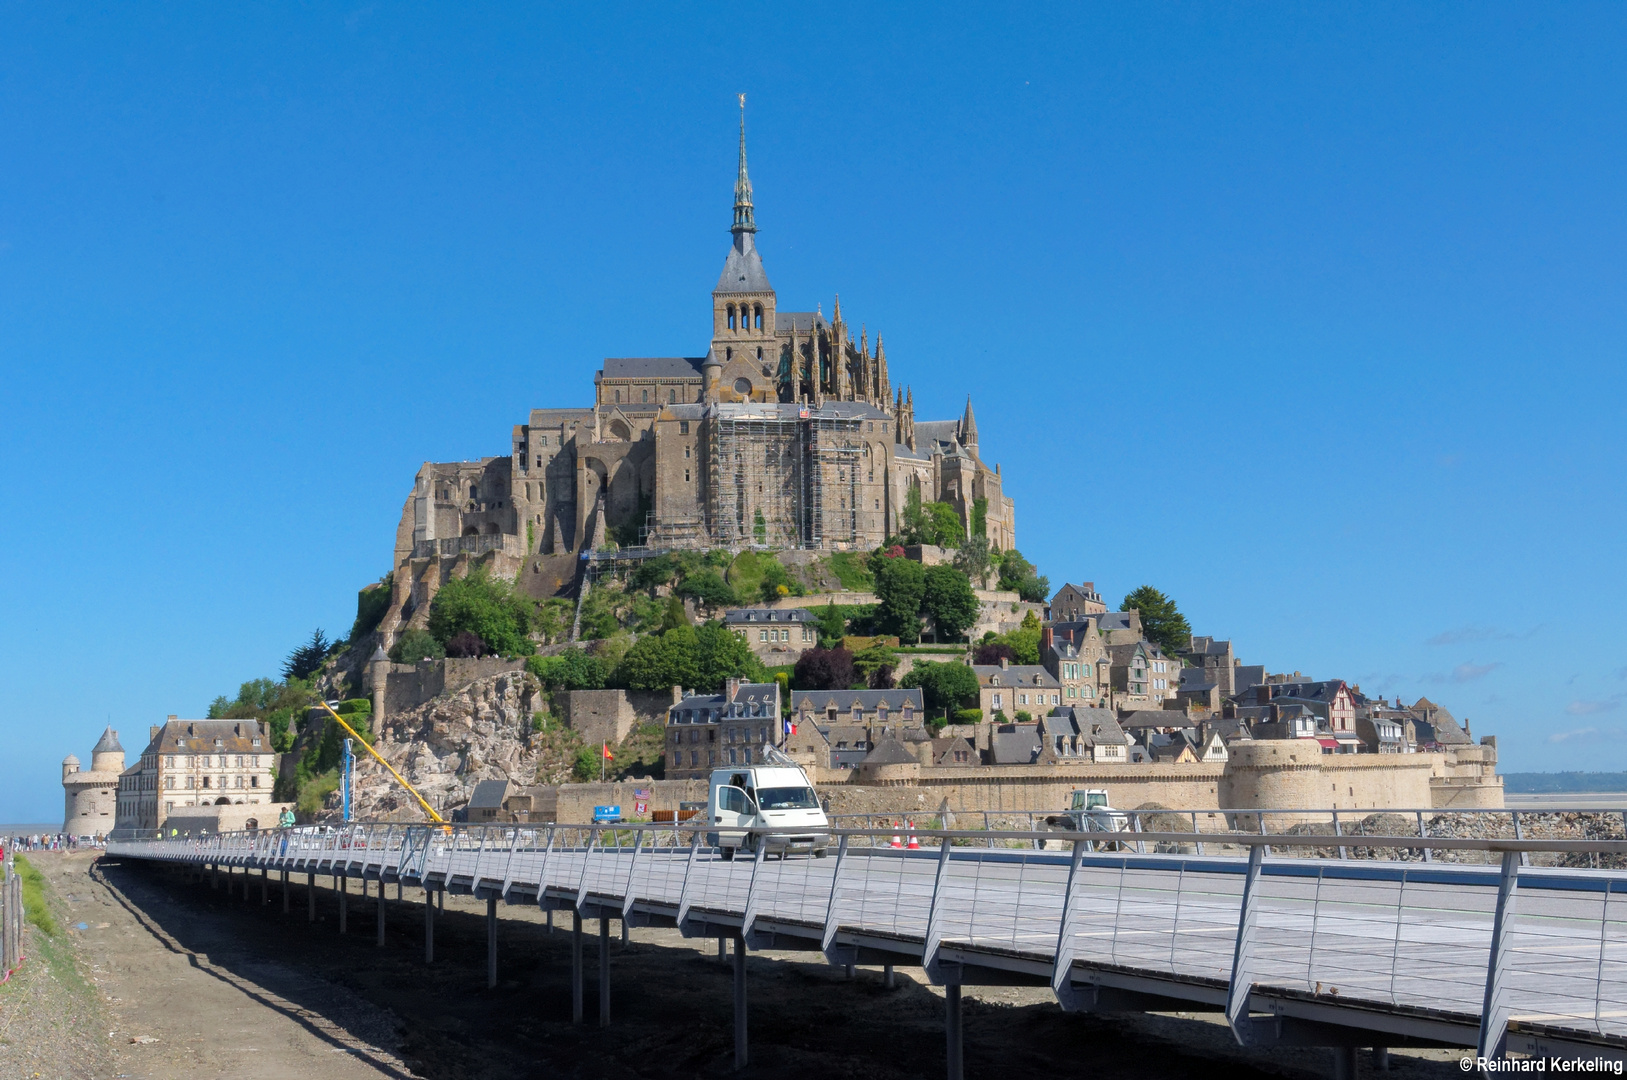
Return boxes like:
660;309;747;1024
6;851;1476;1079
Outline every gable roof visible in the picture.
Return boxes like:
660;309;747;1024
469;779;512;810
971;664;1059;688
143;720;268;755
792;689;923;712
860;737;919;766
990;725;1041;765
725;608;816;624
601;356;707;380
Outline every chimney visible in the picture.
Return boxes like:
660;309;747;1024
1000;657;1009;670
167;714;178;721
726;676;741;702
1041;627;1053;653
671;685;683;706
150;725;159;740
1256;685;1270;706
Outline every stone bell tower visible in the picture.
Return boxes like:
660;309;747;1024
708;94;778;404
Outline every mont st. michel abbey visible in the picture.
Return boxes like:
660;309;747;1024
390;108;1014;609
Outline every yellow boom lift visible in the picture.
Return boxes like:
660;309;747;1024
316;699;446;824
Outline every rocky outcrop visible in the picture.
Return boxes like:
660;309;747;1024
328;671;545;821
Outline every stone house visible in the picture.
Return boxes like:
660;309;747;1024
1356;716;1406;754
1240;681;1359;751
925;736;979;767
972;659;1062;719
1037;707;1129;764
1106;641;1181;710
113;718;282;836
1176;667;1222;713
65;727;123;836
466;779;550;822
1049;582;1106;622
1042;624;1110;707
664;679;782;780
1182;636;1239;697
788;688;925;731
724;607;818;665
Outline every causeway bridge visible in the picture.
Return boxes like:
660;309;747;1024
108;817;1627;1078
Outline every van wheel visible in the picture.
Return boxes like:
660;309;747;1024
814;849;828;858
720;847;734;862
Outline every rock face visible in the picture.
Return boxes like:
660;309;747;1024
328;671;544;821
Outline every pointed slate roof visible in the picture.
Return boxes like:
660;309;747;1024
93;726;123;754
860;736;919;766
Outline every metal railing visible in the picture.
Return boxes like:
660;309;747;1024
108;817;1627;1061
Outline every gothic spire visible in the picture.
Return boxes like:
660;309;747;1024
960;396;979;452
876;333;890;403
731;94;755;238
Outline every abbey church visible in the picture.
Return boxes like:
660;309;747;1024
391;107;1015;609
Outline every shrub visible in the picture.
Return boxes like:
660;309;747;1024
444;630;488;658
349;573;394;643
526;648;608;690
900;660;980;719
794;647;857;691
629;554;679;595
571;745;604;782
953;708;983;725
973;642;1016;666
1014;710;1033;723
389;627;444;663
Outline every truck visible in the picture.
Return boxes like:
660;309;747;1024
707;747;831;859
1045;788;1131;837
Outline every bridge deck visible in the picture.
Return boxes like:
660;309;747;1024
108;824;1627;1062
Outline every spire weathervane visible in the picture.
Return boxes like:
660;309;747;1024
732;93;755;237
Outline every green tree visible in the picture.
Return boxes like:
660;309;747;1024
922;565;979;642
952;534;992;588
615;625;702;692
1121;585;1192;657
815;601;848;649
389;627;445;663
427;568;535;656
925;502;963;546
870;553;926;644
971;496;988;538
996;548;1051;603
899;484;927;544
693;622;767;691
901;661;980;720
675;569;736;608
282;630;331;681
661;594;690;632
1004;610;1044;665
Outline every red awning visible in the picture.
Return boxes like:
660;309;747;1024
1316;738;1339;749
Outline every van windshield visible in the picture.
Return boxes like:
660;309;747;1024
756;786;819;810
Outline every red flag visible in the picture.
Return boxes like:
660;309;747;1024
602;742;614;761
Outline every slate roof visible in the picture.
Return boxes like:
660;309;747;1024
601;357;707;380
1261;681;1349;705
971;664;1060;689
1094;612;1140;634
142;720;269;755
1178;668;1217;693
469;779;512;810
725;608;816;625
791;689;924;713
1118;710;1183;730
860;737;919;767
93;726;124;754
668;682;780;722
1186;636;1232;658
716;238;773;294
1041;707;1129;747
1232;666;1267;693
774;311;829;333
990;725;1041;765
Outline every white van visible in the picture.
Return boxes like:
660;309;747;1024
707;757;830;859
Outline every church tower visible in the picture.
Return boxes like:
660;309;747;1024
708;95;779;404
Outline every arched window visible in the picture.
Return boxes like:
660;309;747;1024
756;347;763;361
642;389;648;403
754;304;763;330
669;389;676;403
727;304;736;331
615;389;621;403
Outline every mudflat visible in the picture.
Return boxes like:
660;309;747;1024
8;852;1472;1079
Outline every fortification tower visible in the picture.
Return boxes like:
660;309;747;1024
62;726;123;835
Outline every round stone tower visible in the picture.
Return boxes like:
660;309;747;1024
62;727;124;835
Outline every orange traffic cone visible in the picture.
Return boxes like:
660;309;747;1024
890;822;902;849
906;820;921;850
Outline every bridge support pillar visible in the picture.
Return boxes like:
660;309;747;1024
261;868;268;905
307;873;316;922
423;890;434;964
945;981;963;1080
377;886;387;948
1330;1045;1357;1080
281;869;289;914
733;933;747;1070
1372;1047;1390;1072
487;897;498;989
884;963;895;990
598;917;611;1026
339;874;348;934
718;936;726;961
571;911;584;1025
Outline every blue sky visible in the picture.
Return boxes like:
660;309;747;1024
3;4;1625;820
